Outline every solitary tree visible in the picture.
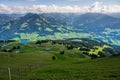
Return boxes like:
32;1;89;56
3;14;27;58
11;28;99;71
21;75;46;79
52;56;56;60
60;50;65;55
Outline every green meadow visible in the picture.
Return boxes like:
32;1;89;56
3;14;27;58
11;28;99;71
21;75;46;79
0;40;120;80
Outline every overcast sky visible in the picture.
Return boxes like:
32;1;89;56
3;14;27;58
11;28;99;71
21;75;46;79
0;0;120;14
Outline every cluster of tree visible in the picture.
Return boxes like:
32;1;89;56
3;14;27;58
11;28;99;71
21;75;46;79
66;38;104;48
103;48;120;55
83;53;100;59
82;51;89;55
0;46;1;49
66;45;74;50
1;49;12;52
82;51;106;59
35;39;120;60
36;40;50;45
51;40;68;45
98;51;106;57
51;39;105;51
90;54;98;59
111;53;120;56
12;46;20;49
1;46;20;52
79;47;90;51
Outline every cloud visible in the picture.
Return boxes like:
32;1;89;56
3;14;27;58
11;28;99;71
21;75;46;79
0;2;120;14
88;2;102;12
88;2;120;13
0;4;12;13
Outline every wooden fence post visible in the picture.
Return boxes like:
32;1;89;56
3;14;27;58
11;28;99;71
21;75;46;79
8;68;11;80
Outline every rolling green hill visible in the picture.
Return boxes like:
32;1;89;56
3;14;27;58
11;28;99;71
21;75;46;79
0;39;120;80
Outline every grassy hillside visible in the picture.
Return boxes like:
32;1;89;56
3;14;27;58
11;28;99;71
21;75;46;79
27;56;120;80
0;39;120;80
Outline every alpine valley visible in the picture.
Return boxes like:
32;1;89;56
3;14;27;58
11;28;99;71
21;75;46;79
0;13;120;47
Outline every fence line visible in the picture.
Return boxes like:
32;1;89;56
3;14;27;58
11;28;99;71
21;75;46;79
0;63;48;80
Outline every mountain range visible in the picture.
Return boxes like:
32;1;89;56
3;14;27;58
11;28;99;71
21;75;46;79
0;13;120;47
